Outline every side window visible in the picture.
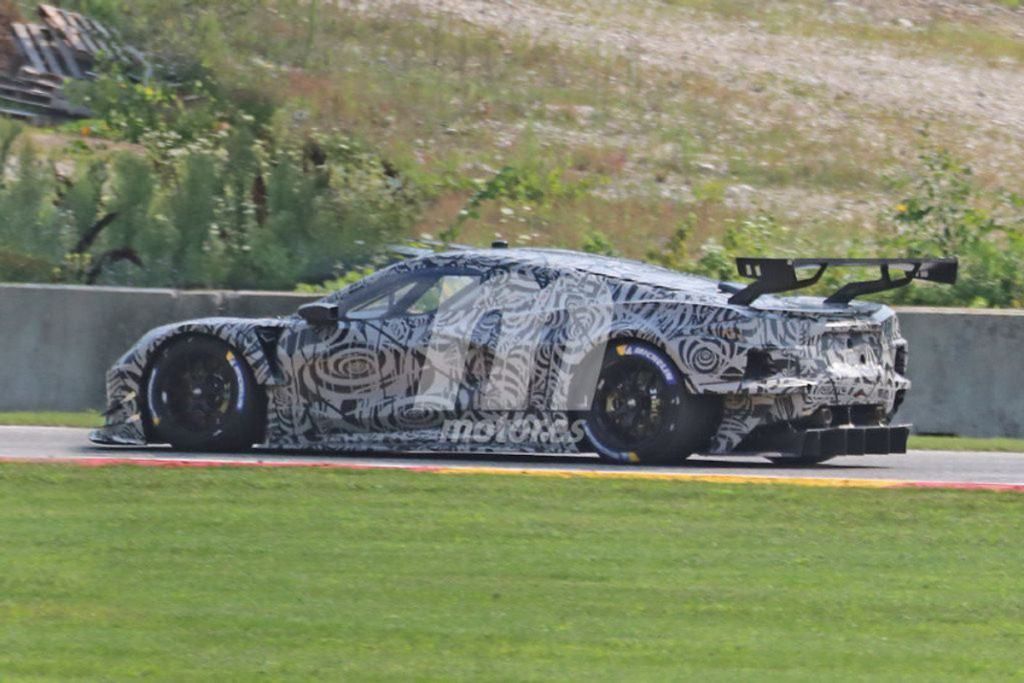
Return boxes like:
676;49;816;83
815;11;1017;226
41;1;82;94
346;281;419;320
406;275;478;315
341;272;479;320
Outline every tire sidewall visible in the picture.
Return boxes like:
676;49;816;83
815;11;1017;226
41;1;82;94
581;341;691;465
145;335;263;451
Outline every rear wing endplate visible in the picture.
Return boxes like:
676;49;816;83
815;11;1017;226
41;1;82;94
728;257;958;306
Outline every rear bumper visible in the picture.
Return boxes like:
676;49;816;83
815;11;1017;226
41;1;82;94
740;424;910;459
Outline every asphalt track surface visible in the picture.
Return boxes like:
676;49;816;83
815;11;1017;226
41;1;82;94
2;426;1024;491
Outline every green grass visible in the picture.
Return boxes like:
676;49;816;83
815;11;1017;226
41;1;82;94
908;435;1024;453
0;411;101;428
0;463;1021;679
184;1;905;254
649;0;1024;64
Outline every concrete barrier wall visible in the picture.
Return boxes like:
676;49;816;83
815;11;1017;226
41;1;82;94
0;284;1018;437
0;284;317;414
894;307;1024;438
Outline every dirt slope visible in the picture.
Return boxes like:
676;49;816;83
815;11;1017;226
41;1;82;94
364;0;1024;182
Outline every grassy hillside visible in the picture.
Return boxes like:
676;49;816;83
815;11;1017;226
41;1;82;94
5;0;1024;302
153;0;1024;249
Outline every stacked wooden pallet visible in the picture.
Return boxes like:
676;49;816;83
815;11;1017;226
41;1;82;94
2;4;141;122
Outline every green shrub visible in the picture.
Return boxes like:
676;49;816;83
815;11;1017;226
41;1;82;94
581;230;618;256
296;265;378;295
661;213;864;291
879;148;1024;307
442;163;590;243
0;141;73;281
0;118;21;169
0;123;416;289
66;59;225;144
647;146;1024;308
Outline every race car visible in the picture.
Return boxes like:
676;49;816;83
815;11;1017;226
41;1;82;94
91;245;957;465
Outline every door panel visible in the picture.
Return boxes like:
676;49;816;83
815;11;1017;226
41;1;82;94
277;270;482;437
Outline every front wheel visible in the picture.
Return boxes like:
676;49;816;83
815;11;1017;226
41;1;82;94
579;342;720;465
145;336;264;451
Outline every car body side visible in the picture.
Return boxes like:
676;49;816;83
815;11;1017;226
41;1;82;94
92;249;910;455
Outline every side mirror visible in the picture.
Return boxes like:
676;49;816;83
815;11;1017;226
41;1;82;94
298;302;340;325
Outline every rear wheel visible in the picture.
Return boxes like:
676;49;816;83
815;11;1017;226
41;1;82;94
145;336;263;451
579;342;719;465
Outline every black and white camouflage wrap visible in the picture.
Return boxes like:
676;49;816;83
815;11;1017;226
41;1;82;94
92;248;910;455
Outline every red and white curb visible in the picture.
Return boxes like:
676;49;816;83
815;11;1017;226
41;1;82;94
1;453;1023;493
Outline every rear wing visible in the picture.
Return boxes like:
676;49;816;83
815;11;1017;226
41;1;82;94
728;257;958;306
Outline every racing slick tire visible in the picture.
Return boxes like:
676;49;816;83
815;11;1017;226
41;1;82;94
144;335;264;451
579;341;719;465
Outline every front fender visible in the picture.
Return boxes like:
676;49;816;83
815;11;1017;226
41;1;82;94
90;317;292;445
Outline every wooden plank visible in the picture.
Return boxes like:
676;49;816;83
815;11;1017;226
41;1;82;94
0;79;55;105
0;90;52;107
82;16;122;60
16;66;63;86
38;4;137;75
0;85;53;103
0;93;46;112
42;3;135;68
38;5;75;49
80;16;112;56
37;4;62;27
0;106;35;122
65;10;100;55
52;5;93;56
39;4;87;55
26;23;65;77
46;25;84;78
54;40;84;79
83;15;117;45
6;77;57;94
0;88;81;118
11;23;47;74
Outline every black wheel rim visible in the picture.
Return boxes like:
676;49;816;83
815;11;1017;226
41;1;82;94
153;350;238;433
591;357;669;449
